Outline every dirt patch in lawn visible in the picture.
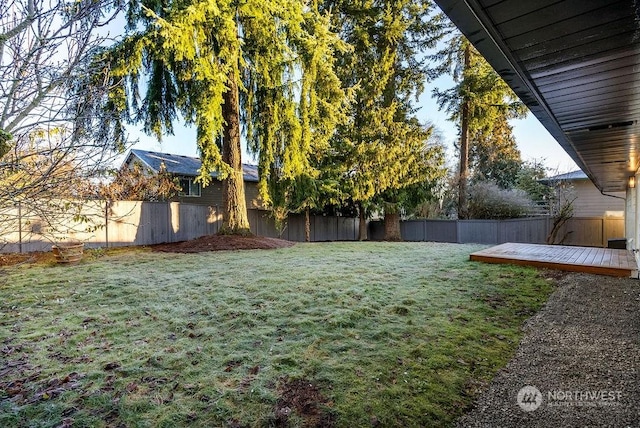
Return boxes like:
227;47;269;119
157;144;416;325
274;378;335;427
151;234;295;253
538;268;570;281
0;251;53;267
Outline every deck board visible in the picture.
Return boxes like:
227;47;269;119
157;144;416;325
584;248;601;266
574;247;592;266
612;250;620;268
470;243;638;277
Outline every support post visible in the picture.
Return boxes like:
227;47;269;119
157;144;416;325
105;200;109;248
18;201;22;254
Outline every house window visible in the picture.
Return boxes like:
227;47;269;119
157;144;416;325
179;177;201;197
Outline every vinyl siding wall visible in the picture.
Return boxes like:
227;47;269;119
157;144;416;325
571;180;624;217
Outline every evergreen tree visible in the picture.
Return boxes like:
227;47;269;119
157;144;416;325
471;115;522;189
432;34;527;218
516;160;552;207
325;0;447;240
99;0;346;234
373;132;446;239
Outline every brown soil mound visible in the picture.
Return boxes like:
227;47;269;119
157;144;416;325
151;234;295;253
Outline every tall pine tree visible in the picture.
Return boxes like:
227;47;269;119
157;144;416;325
326;0;447;240
432;34;527;218
471;115;523;189
100;0;346;234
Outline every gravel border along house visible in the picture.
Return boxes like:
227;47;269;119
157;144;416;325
456;272;639;427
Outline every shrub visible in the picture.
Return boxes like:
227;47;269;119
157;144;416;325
468;181;535;219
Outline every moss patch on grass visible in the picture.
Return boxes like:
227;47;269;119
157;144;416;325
0;242;554;427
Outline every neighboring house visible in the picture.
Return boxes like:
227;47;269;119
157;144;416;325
542;170;624;218
123;149;264;208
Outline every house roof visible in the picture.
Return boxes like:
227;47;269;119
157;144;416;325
125;149;259;182
433;0;640;192
542;170;588;183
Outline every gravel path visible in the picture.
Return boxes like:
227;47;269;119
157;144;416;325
456;272;640;427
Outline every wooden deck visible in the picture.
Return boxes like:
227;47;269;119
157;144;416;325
470;242;638;277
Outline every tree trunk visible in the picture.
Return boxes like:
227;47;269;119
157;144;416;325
358;202;368;241
305;207;311;242
219;66;251;235
458;44;471;220
383;211;402;241
458;100;469;219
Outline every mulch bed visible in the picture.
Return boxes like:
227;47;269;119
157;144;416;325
0;235;294;267
151;234;295;253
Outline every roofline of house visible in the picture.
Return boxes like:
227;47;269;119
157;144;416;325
126;149;259;182
127;149;159;173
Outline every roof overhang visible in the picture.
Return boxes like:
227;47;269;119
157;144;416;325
434;0;640;192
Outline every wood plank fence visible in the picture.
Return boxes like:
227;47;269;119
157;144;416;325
369;216;624;247
0;200;625;253
0;201;360;252
554;216;625;248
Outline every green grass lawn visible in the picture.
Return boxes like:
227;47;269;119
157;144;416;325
0;242;555;427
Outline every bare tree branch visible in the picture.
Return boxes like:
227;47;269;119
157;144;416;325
0;0;127;247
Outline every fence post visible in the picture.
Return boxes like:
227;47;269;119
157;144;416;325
168;202;173;243
423;219;427;242
253;209;258;236
546;216;551;244
17;201;22;254
105;200;109;248
353;217;356;241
